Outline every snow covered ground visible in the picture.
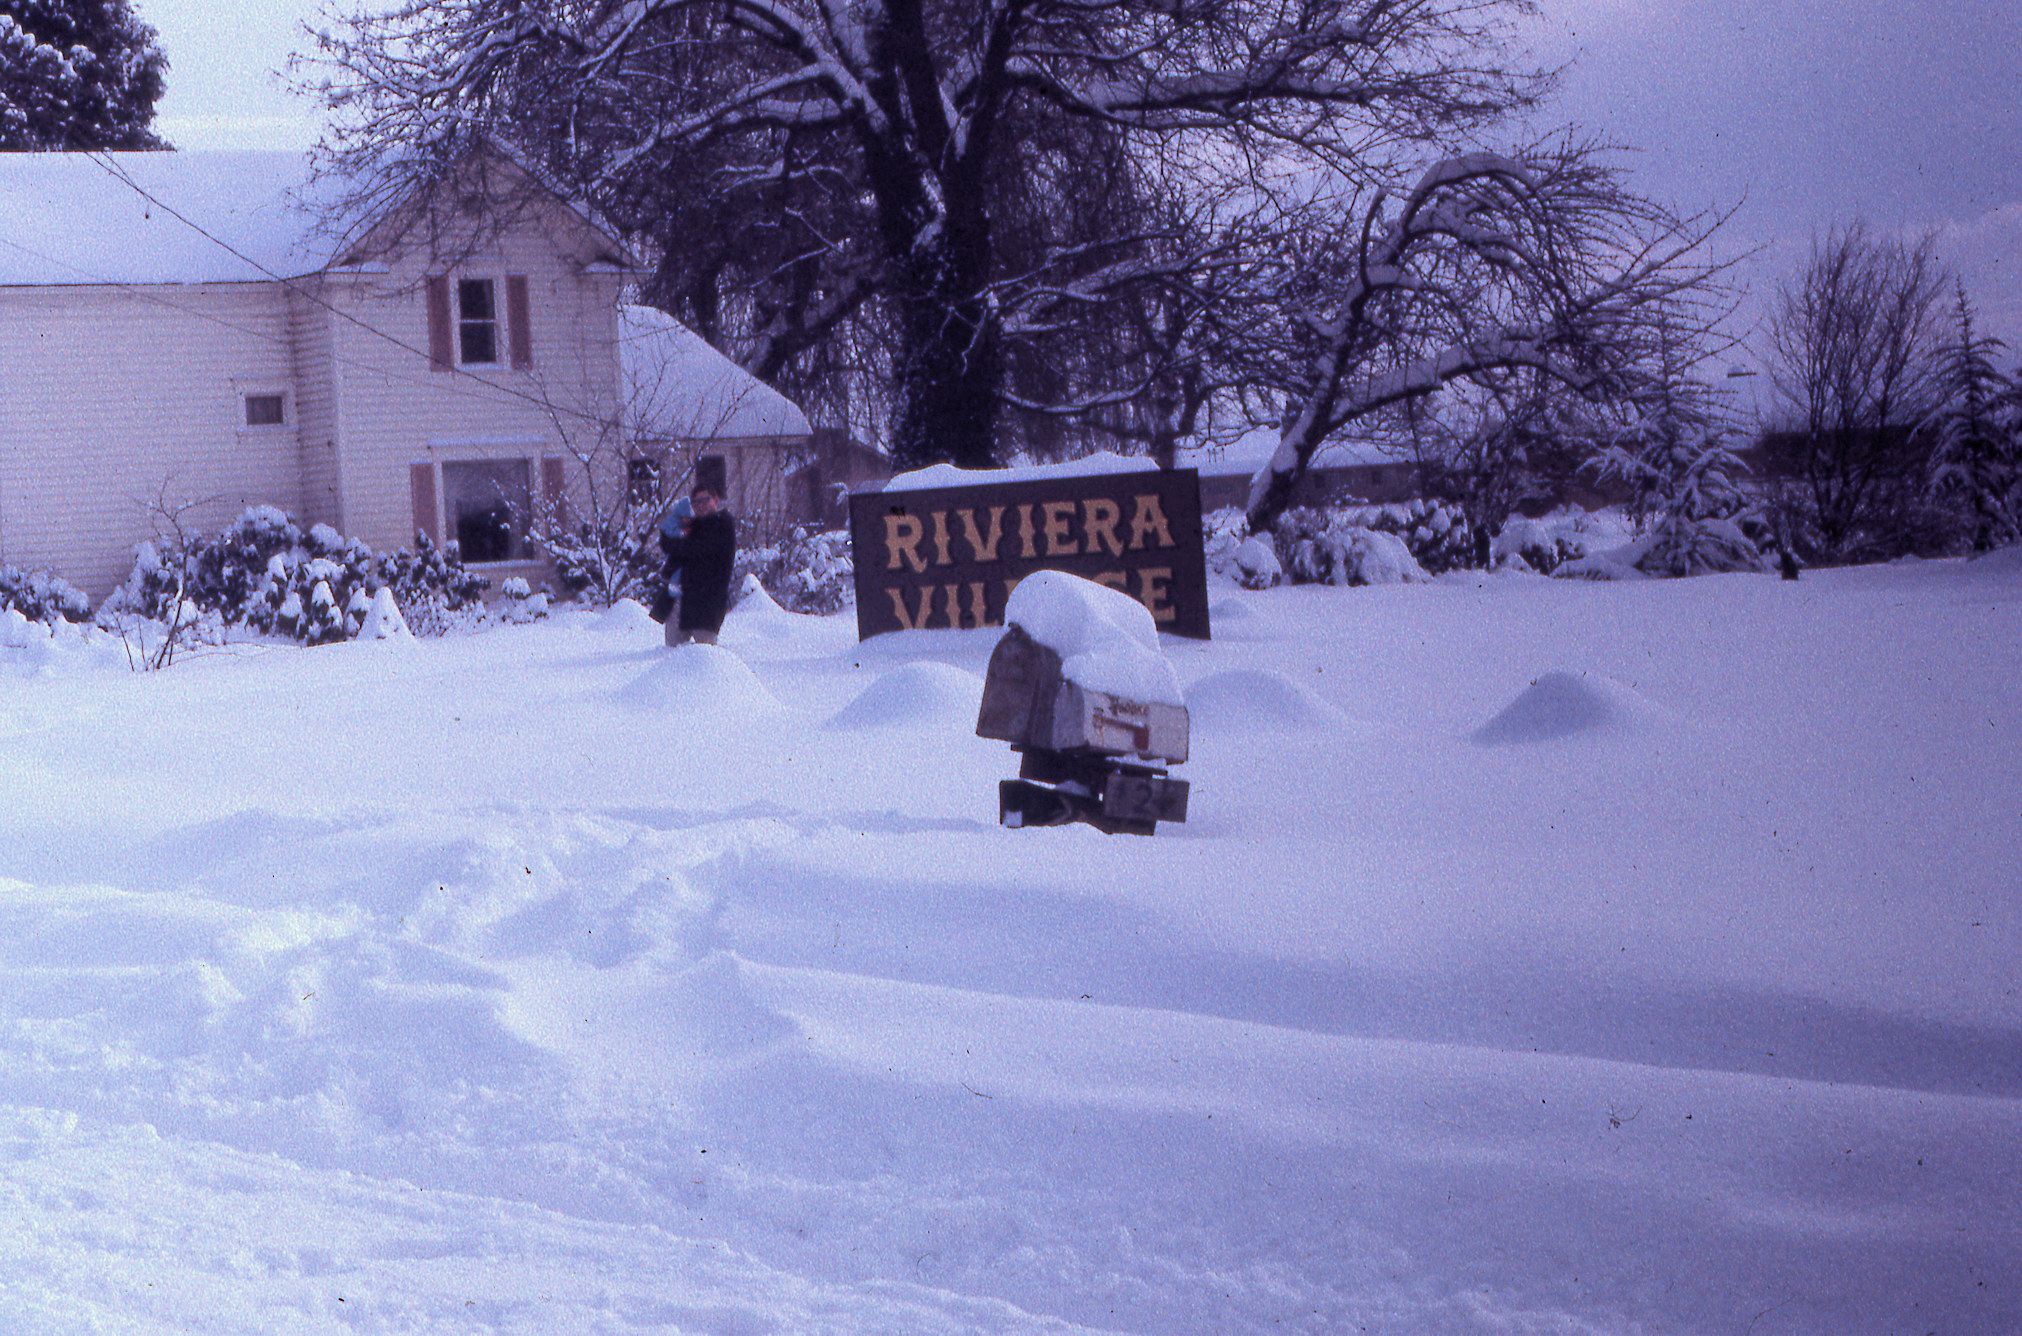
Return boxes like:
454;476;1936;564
0;552;2017;1334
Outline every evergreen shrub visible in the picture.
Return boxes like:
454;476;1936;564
0;565;92;624
104;507;490;643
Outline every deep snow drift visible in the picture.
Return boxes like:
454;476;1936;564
0;552;2017;1334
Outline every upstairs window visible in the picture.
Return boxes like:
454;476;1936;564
244;393;286;427
458;278;499;365
428;274;531;372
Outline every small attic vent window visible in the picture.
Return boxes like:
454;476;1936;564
244;394;286;427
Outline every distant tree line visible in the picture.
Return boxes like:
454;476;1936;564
1759;224;2020;563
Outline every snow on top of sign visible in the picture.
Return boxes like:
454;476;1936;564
619;305;811;440
1005;570;1184;706
0;151;348;287
884;451;1160;492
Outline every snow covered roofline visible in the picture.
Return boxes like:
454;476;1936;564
0;151;347;287
0;141;635;289
618;305;811;440
884;451;1160;492
1179;429;1400;476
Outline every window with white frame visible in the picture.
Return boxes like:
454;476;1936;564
243;392;287;427
442;458;531;562
457;278;499;365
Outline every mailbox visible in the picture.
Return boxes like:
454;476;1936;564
978;613;1191;836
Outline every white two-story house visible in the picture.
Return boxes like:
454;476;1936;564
0;145;810;599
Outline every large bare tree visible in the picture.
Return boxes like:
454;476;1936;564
304;0;1547;470
1235;140;1743;534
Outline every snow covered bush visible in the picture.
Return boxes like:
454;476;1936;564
103;509;490;644
1213;501;1468;588
1633;515;1770;578
1328;499;1476;574
0;564;91;624
498;577;551;623
1202;507;1252;584
545;518;663;607
1232;536;1283;588
742;527;855;615
1556;517;1768;581
375;532;491;636
1579;429;1771;579
1489;517;1578;575
1272;508;1431;586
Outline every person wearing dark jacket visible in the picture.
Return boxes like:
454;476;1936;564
659;485;736;645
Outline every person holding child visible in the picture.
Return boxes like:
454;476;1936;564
658;484;736;646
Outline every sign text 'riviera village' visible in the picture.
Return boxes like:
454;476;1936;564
848;468;1211;640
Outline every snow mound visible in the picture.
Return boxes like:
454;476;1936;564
657;952;799;1058
1471;670;1674;744
0;614;128;677
1185;669;1348;732
723;578;803;639
1206;596;1270;640
617;644;786;717
0;608;36;650
1006;570;1183;705
826;662;984;730
357;588;413;641
593;599;662;634
1232;536;1282;588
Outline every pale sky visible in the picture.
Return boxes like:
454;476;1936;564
1520;0;2022;383
136;0;2022;399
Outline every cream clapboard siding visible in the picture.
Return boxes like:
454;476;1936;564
325;216;625;567
286;281;343;534
716;438;801;538
0;167;642;599
0;283;304;596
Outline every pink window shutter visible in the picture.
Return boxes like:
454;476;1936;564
541;455;569;533
507;275;533;369
410;462;440;545
425;276;454;371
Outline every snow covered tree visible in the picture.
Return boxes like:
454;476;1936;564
1763;223;1952;562
1383;386;1574;565
1922;285;2020;553
1238;140;1742;535
303;0;1547;471
1;0;168;150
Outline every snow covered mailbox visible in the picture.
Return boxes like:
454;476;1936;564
977;571;1190;835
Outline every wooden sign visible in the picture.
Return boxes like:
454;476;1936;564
849;467;1211;640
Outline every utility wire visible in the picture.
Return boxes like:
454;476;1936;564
82;151;621;430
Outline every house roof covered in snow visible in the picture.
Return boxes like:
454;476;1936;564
0;144;629;289
618;305;810;441
1179;429;1403;476
0;151;348;287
